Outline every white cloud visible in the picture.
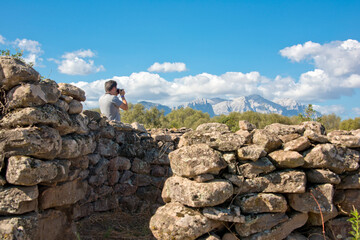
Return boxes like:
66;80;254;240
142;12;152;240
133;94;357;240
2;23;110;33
13;38;44;66
353;107;360;116
313;104;346;115
148;62;187;73
53;49;105;75
0;35;5;44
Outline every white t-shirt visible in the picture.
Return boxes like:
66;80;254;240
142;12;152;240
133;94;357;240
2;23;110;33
99;93;123;121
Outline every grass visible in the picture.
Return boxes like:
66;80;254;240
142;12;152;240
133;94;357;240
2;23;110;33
75;209;156;240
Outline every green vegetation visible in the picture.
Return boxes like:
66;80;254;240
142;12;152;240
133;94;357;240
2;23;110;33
0;49;34;67
92;103;360;131
348;206;360;240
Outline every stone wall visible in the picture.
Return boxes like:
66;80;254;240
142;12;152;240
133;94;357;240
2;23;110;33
149;121;360;240
0;56;182;239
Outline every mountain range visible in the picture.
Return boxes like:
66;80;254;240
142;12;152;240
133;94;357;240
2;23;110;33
138;94;315;117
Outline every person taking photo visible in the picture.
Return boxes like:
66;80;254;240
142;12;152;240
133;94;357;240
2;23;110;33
99;80;128;121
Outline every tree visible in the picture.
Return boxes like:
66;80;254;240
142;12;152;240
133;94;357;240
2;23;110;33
298;104;318;122
318;114;341;131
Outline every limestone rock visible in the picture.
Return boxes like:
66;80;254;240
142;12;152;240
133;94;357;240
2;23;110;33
162;176;233;207
306;169;341;184
0;126;62;160
54;99;69;112
108;156;131;171
196;122;230;133
337;189;360;214
0;176;6;186
95;138;119;158
222;233;238;240
57;83;86;101
229;170;306;194
301;121;326;135
304;129;329;143
42;160;71;184
235;213;288;237
238;120;256;131
279;133;301;143
68;99;83;114
237;145;267;161
252;129;282;153
131;122;147;133
237;157;276;178
264;123;305;135
39;179;88;209
38;209;76;240
288;184;335;213
268;150;304;168
131;157;151;174
307;208;338;226
202;205;244;223
82;109;102;121
328;130;360;148
193;174;214;182
337;170;360;189
0;56;40;90
6;81;60;109
0;213;39;240
69;113;89;135
222;152;237;174
283;136;311;152
0;185;38;214
235;193;288;214
325;217;352;240
198;233;221;240
235;129;253;144
243;212;308;240
285;233;307;240
303;144;359;174
6;156;58;186
149;202;222;240
57;133;96;159
169;144;227;177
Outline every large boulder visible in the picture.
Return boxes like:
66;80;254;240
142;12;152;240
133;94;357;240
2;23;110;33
268;150;304;168
68;99;83;114
303;144;359;174
0;56;40;90
39;179;88;209
235;193;288;214
169;144;227;177
57;133;96;159
283;136;311;152
227;170;306;194
327;130;360;148
6;156;58;186
162;176;233;207
0;185;38;214
149;202;222;240
57;83;86;101
6;80;60;109
301;121;326;135
0;125;62;160
252;129;282;153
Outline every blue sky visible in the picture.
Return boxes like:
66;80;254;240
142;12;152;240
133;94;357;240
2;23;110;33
1;0;360;118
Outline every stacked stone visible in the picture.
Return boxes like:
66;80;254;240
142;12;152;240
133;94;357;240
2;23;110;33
149;121;360;240
0;56;93;239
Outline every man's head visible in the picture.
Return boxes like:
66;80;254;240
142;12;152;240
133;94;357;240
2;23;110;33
105;80;117;93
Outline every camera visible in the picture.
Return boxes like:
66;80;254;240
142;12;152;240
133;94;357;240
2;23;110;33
116;88;124;94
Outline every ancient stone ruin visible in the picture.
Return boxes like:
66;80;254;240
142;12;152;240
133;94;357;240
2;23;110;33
0;56;359;239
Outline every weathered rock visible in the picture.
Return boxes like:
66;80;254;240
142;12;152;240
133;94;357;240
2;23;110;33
279;133;301;143
162;176;233;207
38;209;76;240
57;83;86;101
196;122;230;133
149;202;222;240
235;193;288;214
307;208;338;226
99;125;116;139
0;125;62;160
303;144;359;174
301;121;326;135
288;184;335;213
54;99;69;112
337;189;360;214
222;152;237;174
0;176;6;186
304;129;329;143
70;155;89;169
222;233;238;240
57;133;96;159
169;144;227;177
95;138;119;158
131;157;151;174
198;233;221;240
108;156;131;171
285;233;307;240
237;145;267;161
264;123;305;135
239;120;256;131
131;122;147;133
235;129;253;144
328;130;360;148
0;56;40;90
228;170;306;194
60;94;73;103
268;150;304;168
151;165;167;177
39;179;88;209
6;81;60;109
325;217;352;240
0;213;39;240
243;212;308;240
68;99;83;114
237;157;276;178
337;170;360;189
202;205;244;223
283;136;311;152
235;213;288;237
42;160;71;184
0;185;38;214
252;129;282;153
306;169;341;184
82;109;102;121
6;156;58;186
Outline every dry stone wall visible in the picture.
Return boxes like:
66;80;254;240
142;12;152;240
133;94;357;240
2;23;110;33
150;122;360;240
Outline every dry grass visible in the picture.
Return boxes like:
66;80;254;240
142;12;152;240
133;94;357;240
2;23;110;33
76;209;156;240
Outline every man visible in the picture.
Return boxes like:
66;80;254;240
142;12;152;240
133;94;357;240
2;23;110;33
99;80;128;121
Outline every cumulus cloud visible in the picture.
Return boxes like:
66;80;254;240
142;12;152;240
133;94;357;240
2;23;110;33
148;62;187;73
52;49;105;75
313;104;346;115
0;35;5;44
12;38;44;66
353;107;360;116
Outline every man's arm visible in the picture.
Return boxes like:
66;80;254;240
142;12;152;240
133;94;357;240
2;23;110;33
119;89;128;110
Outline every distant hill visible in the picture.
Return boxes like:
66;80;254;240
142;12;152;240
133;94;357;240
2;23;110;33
137;101;172;115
